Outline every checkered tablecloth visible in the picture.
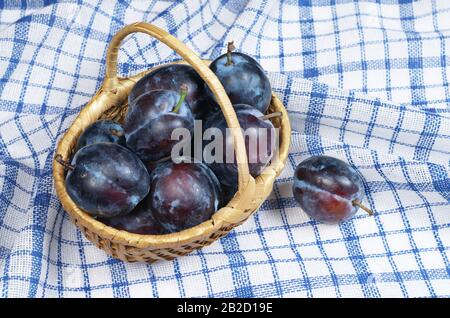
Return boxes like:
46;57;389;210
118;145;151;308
0;0;449;298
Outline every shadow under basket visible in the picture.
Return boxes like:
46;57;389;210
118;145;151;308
52;22;291;263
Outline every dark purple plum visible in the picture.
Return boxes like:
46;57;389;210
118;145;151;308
124;88;192;136
203;104;277;188
292;156;372;224
65;143;150;218
98;198;166;235
124;87;194;162
129;64;217;119
208;42;272;114
75;120;125;151
148;159;221;233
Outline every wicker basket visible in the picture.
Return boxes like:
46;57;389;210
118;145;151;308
52;22;291;263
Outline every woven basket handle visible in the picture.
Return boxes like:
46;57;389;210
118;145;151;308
104;22;255;200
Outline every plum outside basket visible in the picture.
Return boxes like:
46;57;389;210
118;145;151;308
52;23;291;263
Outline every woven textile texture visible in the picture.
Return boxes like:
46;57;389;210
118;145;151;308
0;0;449;297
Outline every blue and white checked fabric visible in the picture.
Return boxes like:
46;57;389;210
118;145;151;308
0;0;449;298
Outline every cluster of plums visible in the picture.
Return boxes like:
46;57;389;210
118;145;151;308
62;43;278;234
61;43;372;235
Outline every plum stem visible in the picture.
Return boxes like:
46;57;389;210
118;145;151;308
110;129;123;137
55;154;75;171
226;41;235;66
259;111;283;120
172;84;188;113
149;155;171;164
352;199;373;216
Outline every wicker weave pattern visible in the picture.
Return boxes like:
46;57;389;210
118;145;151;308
52;23;291;263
